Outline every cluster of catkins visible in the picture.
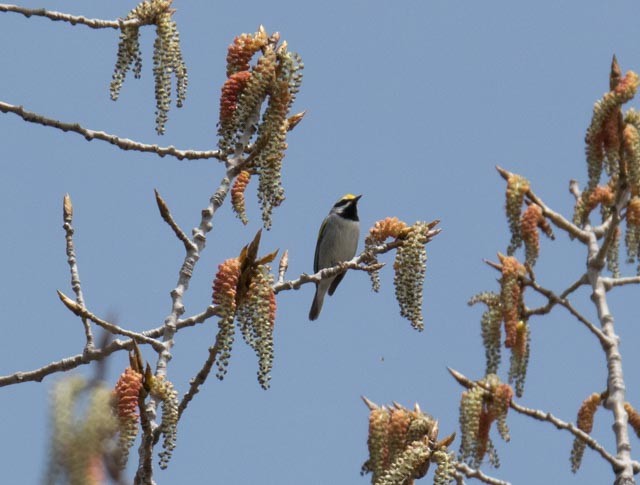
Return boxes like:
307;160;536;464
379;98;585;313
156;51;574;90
364;217;438;331
573;58;640;273
468;254;530;398
362;400;456;485
458;374;513;469
220;27;304;229
211;236;277;390
110;0;187;134
46;363;180;481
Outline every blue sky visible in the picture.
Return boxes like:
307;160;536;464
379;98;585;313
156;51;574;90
2;1;640;484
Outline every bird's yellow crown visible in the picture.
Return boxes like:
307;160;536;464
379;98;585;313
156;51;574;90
339;193;359;202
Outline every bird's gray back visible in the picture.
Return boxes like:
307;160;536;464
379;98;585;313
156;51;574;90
314;213;360;272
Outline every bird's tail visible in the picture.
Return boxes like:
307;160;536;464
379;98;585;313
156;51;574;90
309;284;326;321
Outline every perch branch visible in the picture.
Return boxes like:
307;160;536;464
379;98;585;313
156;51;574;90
273;226;441;294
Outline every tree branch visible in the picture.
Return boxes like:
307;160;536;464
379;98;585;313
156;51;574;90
272;231;440;295
495;166;590;243
136;102;263;480
177;334;222;418
154;189;195;251
0;3;142;28
0;101;223;161
62;194;94;350
455;462;511;485
523;274;608;345
57;291;166;352
0;338;135;387
447;368;631;472
602;276;640;291
585;226;637;482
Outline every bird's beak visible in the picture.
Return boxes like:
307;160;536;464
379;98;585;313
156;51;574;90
354;194;362;202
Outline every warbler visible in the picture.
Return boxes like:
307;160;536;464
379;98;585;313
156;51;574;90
309;194;362;320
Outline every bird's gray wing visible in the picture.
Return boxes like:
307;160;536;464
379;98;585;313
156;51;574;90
314;217;328;273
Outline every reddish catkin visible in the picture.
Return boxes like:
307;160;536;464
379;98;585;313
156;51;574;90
626;197;640;266
212;258;241;380
365;217;409;246
367;407;391;480
499;254;525;348
226;30;268;76
387;408;411;462
602;109;622;160
614;71;640;99
624;123;640;196
212;258;241;307
625;402;640;439
505;174;530;254
571;393;602;472
587;185;615;214
475;408;492;464
520;204;543;266
577;393;601;433
509;320;530;397
231;170;251;224
219;71;252;124
114;367;142;418
113;367;143;468
628;197;640;227
268;290;277;326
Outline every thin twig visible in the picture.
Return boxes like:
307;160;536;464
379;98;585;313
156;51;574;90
495;166;589;243
62;194;94;350
508;400;635;471
178;334;222;418
524;276;608;345
0;338;134;387
57;291;165;352
0;101;223;161
154;189;195;251
455;462;510;485
0;3;142;28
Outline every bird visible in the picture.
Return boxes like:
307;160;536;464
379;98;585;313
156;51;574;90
309;193;361;320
